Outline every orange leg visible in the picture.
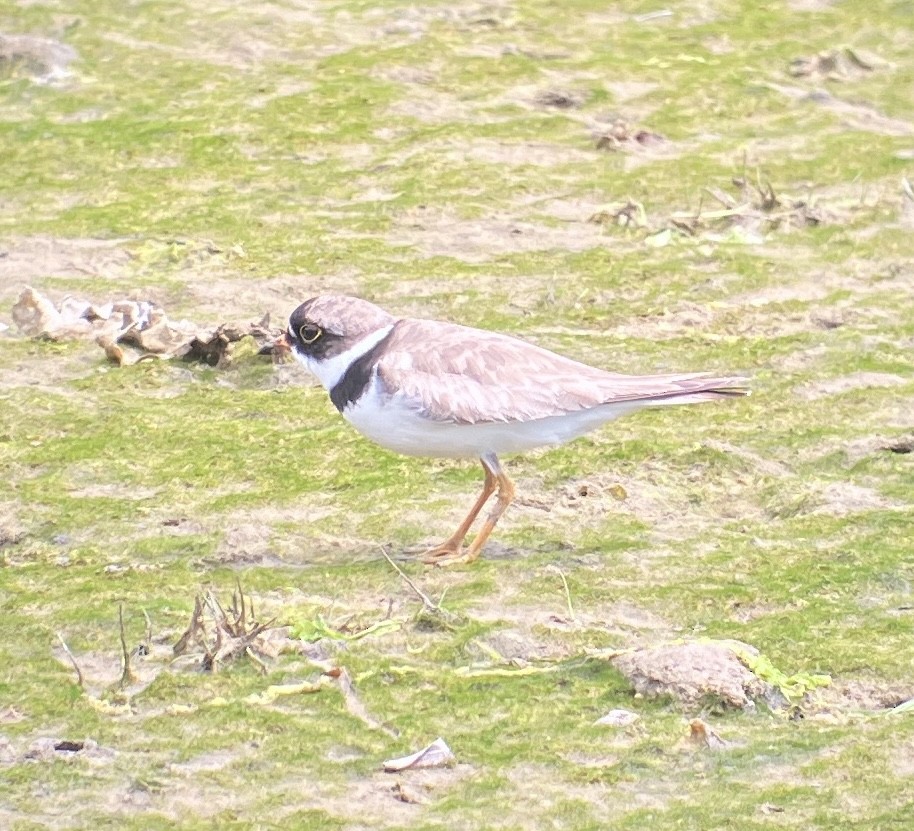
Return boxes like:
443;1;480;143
423;454;515;567
422;461;496;564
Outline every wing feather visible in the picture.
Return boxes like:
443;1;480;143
375;319;746;425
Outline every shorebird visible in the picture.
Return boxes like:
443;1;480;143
285;295;748;565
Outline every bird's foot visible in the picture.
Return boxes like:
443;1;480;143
421;541;477;567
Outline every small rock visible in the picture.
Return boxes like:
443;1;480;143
595;708;640;728
611;641;773;710
0;34;77;83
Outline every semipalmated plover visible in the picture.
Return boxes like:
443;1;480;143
285;295;748;565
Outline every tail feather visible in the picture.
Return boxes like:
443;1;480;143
601;373;750;407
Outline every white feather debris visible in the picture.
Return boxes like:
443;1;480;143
382;738;456;772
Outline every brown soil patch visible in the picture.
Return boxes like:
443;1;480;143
498;761;670;824
0;340;103;394
529;194;616;223
472;628;563;662
468;579;674;646
891;737;914;777
290;765;476;826
767;477;906;518
51;643;171;699
495;74;600;112
184;272;362;322
388;206;611;263
604;79;660;103
458;138;598;167
513;462;765;545
808;481;904;517
0;236;133;306
387;90;494;124
795;372;909;401
817;678;914;712
841;434;914;463
767;82;914;137
606;303;717;341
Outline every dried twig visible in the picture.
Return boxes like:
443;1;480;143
141;608;153;655
379;546;439;612
337;667;398;737
174;584;281;673
546;565;576;623
902;176;914;203
244;646;269;675
118;603;136;688
173;594;204;656
56;633;83;688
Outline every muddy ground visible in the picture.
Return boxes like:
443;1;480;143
1;1;913;829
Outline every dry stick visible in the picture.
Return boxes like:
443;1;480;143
336;666;398;737
546;565;576;623
207;591;233;637
244;646;268;676
378;546;439;612
235;579;246;630
902;176;914;202
173;594;204;656
118;603;136;687
56;633;84;688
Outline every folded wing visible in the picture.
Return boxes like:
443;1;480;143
376;319;748;425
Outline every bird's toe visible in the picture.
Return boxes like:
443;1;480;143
421;542;464;566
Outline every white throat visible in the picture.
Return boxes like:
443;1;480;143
294;324;395;390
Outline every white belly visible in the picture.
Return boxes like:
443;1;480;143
342;379;643;459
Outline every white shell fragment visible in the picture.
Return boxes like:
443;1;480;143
595;708;640;728
9;285;281;366
383;737;456;772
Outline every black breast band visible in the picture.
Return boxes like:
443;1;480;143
329;327;396;412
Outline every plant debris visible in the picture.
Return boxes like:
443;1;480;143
788;47;878;81
391;780;429;804
10;286;285;367
292;614;402;643
687;718;736;751
243;678;328;705
534;89;584;109
593;118;664;151
173;584;279;673
589;170;868;249
672;175;827;237
338;666;399;737
383;738;456;772
588;199;648;229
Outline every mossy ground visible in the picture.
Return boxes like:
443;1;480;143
1;0;913;828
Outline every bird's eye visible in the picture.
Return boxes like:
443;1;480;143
298;324;322;344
